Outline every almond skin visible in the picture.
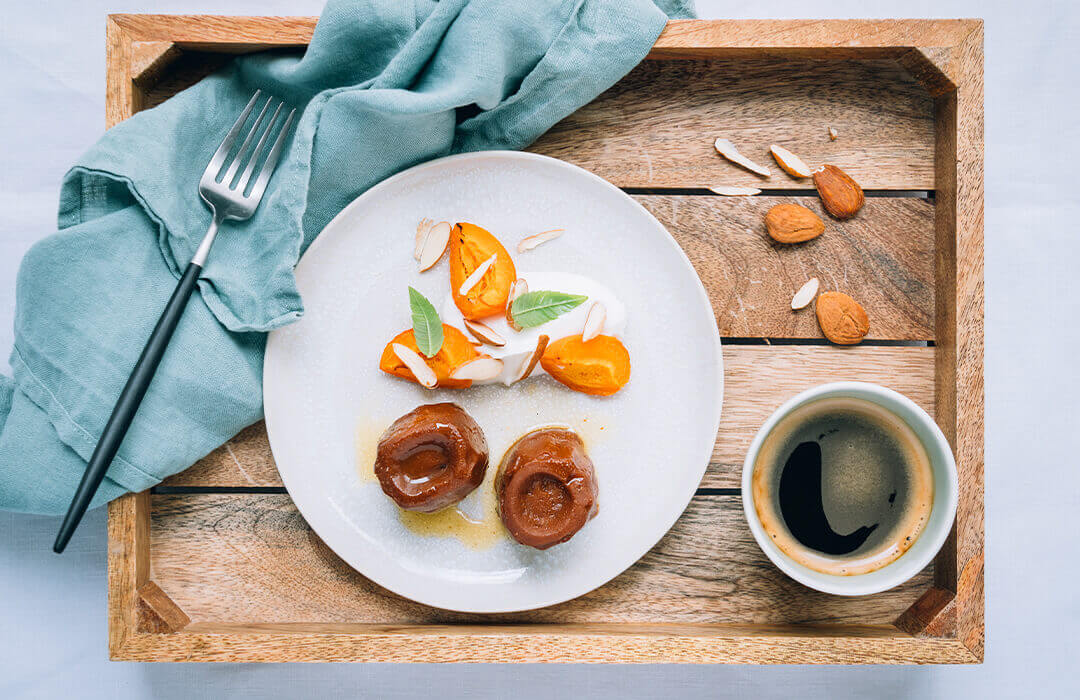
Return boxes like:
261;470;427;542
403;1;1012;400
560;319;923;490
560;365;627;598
513;335;549;384
765;203;825;244
815;291;870;345
770;144;812;178
813;164;864;219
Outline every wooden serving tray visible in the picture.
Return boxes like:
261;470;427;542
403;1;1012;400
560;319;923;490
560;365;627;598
105;15;984;663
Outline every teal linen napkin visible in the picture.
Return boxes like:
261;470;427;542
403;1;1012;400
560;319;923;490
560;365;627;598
0;0;694;514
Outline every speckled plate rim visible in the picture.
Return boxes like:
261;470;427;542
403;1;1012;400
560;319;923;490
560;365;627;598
264;151;723;613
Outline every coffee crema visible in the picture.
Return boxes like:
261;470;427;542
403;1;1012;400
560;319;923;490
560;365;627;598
752;397;933;576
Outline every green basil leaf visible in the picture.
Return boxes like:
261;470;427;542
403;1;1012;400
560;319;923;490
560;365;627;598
511;290;588;329
408;287;443;358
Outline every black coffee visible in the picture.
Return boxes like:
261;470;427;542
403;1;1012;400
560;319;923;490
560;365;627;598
752;397;933;576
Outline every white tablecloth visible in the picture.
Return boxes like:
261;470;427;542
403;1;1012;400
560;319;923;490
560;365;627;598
2;0;1077;697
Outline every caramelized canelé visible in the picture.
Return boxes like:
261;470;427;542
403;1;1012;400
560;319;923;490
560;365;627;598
496;428;598;549
374;403;488;512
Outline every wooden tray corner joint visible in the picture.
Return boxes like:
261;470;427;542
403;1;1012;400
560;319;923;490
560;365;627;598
105;15;984;664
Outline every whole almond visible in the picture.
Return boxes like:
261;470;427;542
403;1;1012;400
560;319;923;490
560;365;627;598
765;203;825;243
815;291;870;345
813;165;864;219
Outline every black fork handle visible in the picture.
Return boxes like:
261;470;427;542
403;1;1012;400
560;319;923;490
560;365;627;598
53;262;202;553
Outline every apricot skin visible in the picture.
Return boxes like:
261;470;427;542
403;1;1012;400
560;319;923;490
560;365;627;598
449;223;516;321
379;325;481;389
540;334;631;397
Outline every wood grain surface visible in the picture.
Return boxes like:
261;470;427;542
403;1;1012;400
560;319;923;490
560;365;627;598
530;58;934;190
109;15;980;59
163;345;934;490
149;493;931;627
643;195;934;339
650;19;980;59
932;23;985;661
107;492;149;656
111;622;977;664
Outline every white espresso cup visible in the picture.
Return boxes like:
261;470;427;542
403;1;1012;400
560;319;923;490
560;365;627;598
741;382;958;596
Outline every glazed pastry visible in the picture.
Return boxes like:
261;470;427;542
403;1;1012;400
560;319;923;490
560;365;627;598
496;428;598;549
374;403;488;512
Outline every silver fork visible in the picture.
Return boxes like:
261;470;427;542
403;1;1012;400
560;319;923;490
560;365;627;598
54;91;296;553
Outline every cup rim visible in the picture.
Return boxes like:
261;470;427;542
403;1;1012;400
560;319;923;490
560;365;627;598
741;381;958;596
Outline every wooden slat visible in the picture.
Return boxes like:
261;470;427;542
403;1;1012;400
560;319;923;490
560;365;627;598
132;52;933;190
111;623;978;664
932;23;985;660
149;493;931;627
530;58;934;190
650;19;980;59
110;16;979;58
642;195;934;339
107;492;150;656
164;345;934;490
105;16;134;129
112;14;316;51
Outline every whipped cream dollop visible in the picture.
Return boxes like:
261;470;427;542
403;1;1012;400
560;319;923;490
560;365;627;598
440;271;627;386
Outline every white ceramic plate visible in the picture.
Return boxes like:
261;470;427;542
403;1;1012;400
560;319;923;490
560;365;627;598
264;151;722;613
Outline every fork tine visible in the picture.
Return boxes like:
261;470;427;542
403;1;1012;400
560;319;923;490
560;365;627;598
234;101;284;194
203;90;261;179
246;108;296;203
220;96;272;185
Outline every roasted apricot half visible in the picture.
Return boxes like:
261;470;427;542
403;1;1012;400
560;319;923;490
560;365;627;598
379;325;481;389
540;335;631;396
449;223;516;321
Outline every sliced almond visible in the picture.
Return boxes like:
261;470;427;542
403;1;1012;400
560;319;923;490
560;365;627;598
463;319;506;347
707;185;761;196
418;221;451;271
770;145;812;179
512;334;549;384
450;357;504;382
582;302;606;342
505;278;528;332
791;277;820;310
713;138;771;177
392;343;437;388
517;229;564;253
414;218;433;260
457;253;498;296
828;127;839;141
